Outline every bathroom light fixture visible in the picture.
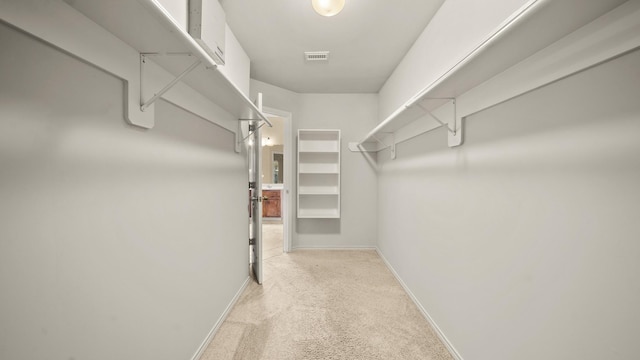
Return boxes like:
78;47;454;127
312;0;345;17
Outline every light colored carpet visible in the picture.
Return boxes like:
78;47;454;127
201;250;453;360
262;223;283;260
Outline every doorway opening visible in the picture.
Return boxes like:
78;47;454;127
261;109;292;262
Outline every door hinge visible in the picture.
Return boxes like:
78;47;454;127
249;181;256;189
249;238;256;245
249;124;256;132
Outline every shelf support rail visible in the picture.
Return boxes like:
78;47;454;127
140;53;201;111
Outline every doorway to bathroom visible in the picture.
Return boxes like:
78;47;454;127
261;108;292;262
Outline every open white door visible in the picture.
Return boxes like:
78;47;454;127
248;94;263;284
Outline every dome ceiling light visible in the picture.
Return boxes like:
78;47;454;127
311;0;345;17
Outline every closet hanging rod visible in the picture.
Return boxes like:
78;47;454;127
358;0;545;145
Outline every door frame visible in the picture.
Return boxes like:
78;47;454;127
263;106;293;253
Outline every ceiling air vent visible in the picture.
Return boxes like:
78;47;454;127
304;51;330;62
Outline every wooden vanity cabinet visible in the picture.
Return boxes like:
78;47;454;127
262;189;281;218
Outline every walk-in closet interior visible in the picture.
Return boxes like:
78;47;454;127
1;0;639;359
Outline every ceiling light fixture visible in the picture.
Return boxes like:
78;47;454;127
311;0;345;17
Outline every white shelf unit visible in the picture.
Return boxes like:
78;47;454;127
352;0;634;151
297;130;341;219
1;0;271;130
71;0;269;123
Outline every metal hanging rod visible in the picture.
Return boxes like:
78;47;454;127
141;52;194;56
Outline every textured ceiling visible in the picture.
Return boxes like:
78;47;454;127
220;0;445;93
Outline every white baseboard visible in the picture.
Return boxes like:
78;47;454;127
191;276;251;360
292;246;378;251
375;248;463;360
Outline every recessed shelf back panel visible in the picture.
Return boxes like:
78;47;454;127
298;195;340;219
299;141;339;153
298;153;340;173
299;173;339;194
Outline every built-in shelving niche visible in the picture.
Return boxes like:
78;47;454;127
297;130;341;219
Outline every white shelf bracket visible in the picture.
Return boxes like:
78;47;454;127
416;98;463;147
240;122;266;144
140;53;201;112
237;93;270;148
0;0;157;129
348;142;377;153
349;133;396;159
374;133;396;160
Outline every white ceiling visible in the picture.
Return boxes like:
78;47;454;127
220;0;445;94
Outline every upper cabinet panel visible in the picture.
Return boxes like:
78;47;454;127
189;0;226;65
218;24;250;97
66;0;264;120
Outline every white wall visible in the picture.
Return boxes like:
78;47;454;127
295;94;379;248
377;48;640;360
377;0;530;121
251;79;301;117
250;81;378;248
0;23;248;360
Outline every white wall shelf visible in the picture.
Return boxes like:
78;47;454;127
5;0;271;130
297;130;341;219
74;0;270;126
351;0;635;154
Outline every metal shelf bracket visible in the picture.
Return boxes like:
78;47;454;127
240;122;266;143
140;53;201;112
416;98;463;147
373;133;396;159
235;93;271;152
349;133;396;159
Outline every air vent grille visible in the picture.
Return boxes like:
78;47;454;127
304;51;330;62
